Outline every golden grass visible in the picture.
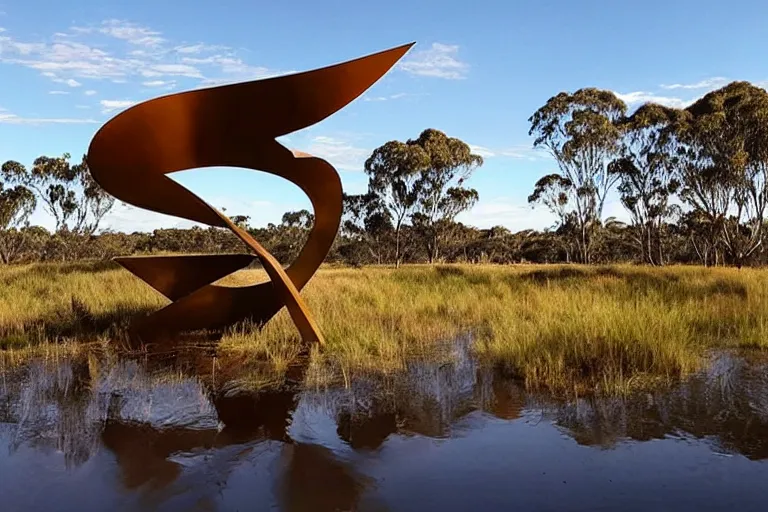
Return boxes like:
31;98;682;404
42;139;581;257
2;261;767;393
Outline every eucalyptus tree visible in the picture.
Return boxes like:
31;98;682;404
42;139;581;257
341;192;393;264
609;103;682;265
364;140;429;267
1;153;114;236
409;129;483;263
528;88;627;263
0;180;36;263
674;81;768;266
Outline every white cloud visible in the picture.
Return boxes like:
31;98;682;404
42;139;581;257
0;21;282;88
51;76;81;87
469;144;495;158
616;77;736;110
193;55;290;86
145;63;202;78
100;99;136;113
300;135;370;172
499;145;551;161
364;92;409;102
174;43;225;54
399;42;469;80
466;143;550;161
614;91;690;109
660;77;728;90
84;89;97;96
1;38;127;79
0;107;97;125
0;34;44;55
142;79;176;88
86;19;165;47
48;90;69;95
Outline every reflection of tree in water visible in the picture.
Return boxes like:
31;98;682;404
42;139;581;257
548;353;768;459
3;357;104;467
319;337;526;450
4;346;768;510
1;351;374;511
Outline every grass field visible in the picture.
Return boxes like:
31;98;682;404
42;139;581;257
1;261;767;393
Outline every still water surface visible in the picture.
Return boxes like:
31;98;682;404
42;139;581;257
2;341;768;511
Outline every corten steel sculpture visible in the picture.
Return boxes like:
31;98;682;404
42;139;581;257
86;43;414;344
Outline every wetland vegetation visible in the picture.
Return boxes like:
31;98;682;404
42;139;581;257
2;261;767;395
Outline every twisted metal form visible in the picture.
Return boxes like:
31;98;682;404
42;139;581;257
86;43;414;343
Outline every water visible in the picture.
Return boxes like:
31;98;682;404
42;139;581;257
2;342;768;511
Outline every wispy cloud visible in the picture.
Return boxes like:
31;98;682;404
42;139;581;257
191;55;290;86
499;146;550;160
469;144;495;158
0;20;284;88
84;89;97;96
364;92;410;102
142;79;176;88
173;43;227;55
614;91;691;109
74;19;165;47
100;99;136;113
615;76;745;110
660;77;728;90
301;135;370;172
52;76;81;87
0;107;97;125
48;90;69;95
142;63;202;78
399;42;469;80
468;143;550;161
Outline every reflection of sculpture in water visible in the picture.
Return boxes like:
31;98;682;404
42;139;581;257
99;361;372;511
85;43;414;344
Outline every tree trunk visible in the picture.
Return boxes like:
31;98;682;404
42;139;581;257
647;227;656;266
395;220;402;269
658;234;665;266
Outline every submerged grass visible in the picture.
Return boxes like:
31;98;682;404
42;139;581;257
1;261;767;393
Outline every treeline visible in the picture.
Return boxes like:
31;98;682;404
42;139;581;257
5;206;768;266
3;81;768;267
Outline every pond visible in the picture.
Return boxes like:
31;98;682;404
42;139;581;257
2;340;768;511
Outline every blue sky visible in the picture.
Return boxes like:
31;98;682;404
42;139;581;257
2;0;768;233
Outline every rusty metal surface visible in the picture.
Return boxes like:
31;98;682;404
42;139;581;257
86;43;414;343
